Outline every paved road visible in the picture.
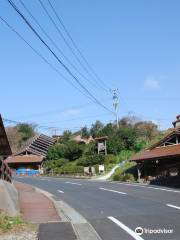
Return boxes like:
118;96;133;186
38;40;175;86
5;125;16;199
14;176;180;240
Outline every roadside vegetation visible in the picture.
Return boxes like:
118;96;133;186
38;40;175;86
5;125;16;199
44;115;168;178
0;211;37;234
0;211;23;233
6;123;36;153
0;211;38;240
5;115;170;180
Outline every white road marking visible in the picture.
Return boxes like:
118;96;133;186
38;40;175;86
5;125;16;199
39;178;51;182
166;204;180;210
57;190;64;193
99;187;126;195
114;182;180;193
65;181;82;186
108;216;144;240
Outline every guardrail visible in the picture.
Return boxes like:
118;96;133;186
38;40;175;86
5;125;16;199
0;159;12;183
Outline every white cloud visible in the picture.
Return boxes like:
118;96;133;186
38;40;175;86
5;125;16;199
144;77;160;90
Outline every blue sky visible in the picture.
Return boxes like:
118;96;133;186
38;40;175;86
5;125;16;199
1;0;180;134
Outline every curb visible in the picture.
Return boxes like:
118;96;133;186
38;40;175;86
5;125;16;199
35;186;102;240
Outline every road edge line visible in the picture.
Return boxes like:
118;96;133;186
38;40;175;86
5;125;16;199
166;204;180;210
108;216;144;240
35;186;102;240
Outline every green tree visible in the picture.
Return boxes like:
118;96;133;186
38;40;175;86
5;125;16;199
134;121;159;140
81;126;90;139
47;141;83;161
65;141;84;160
47;144;67;160
60;130;72;142
77;154;105;166
90;120;104;138
98;123;115;137
17;123;35;142
44;158;68;170
83;142;96;156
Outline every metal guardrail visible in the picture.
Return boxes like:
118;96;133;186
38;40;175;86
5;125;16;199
0;159;12;183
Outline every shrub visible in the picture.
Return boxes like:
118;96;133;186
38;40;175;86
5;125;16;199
134;139;147;152
58;163;83;174
122;173;135;182
113;173;121;181
65;141;84;160
105;154;117;165
112;160;136;181
76;157;86;166
47;144;67;160
0;211;23;232
117;150;134;163
113;173;135;182
83;142;96;156
77;154;105;167
47;141;83;161
44;158;68;170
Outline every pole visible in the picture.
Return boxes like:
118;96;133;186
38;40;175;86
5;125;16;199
111;88;119;128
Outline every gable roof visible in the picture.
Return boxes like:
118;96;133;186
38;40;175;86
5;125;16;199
0;114;12;156
149;127;180;150
131;144;180;162
16;134;55;157
5;154;44;164
131;122;180;162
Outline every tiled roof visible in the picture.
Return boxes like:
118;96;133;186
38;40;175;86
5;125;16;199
149;127;180;150
16;134;55;157
5;155;44;163
131;144;180;161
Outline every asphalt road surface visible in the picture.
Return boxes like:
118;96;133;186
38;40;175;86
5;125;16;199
14;176;180;240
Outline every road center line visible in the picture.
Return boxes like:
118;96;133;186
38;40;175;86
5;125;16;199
99;187;126;195
65;181;82;186
108;216;144;240
166;204;180;210
114;182;180;193
57;190;64;193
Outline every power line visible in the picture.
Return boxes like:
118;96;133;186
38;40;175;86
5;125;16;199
39;112;111;125
18;0;104;92
38;0;109;93
3;117;92;133
0;15;92;101
47;0;110;91
10;97;112;120
7;0;113;114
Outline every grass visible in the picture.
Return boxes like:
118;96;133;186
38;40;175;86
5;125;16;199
0;211;37;234
111;160;137;181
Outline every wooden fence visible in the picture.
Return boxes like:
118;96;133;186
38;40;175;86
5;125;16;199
0;159;12;183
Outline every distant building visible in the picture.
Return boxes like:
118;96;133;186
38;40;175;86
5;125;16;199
5;134;55;175
53;134;94;144
131;115;180;184
72;135;94;144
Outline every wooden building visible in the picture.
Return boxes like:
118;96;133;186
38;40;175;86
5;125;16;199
131;115;180;185
0;114;12;160
5;134;55;175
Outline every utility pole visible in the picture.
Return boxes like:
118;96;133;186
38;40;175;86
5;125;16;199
51;127;57;137
111;88;119;128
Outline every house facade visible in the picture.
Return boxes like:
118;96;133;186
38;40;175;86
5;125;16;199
131;115;180;186
5;134;55;175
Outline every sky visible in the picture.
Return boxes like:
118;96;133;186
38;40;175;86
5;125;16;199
1;0;180;135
